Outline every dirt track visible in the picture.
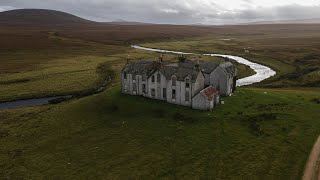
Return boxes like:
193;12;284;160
303;136;320;180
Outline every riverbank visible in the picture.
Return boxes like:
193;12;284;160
0;45;275;110
0;70;113;110
131;45;276;87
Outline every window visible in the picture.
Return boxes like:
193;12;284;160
124;72;127;79
132;75;136;81
133;83;136;92
172;76;176;86
157;73;161;83
185;91;189;102
163;88;166;99
142;74;146;81
172;89;176;99
151;88;155;97
186;79;190;88
152;76;155;83
143;84;146;93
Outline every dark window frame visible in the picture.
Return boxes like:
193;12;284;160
172;76;177;86
185;91;189;102
152;76;155;83
185;79;190;88
157;73;161;83
133;83;137;92
124;72;127;79
142;84;146;93
151;88;155;97
172;89;176;99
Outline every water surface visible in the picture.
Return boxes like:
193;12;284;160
131;45;276;87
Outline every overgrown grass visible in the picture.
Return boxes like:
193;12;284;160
0;87;319;179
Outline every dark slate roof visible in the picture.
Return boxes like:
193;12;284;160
220;62;236;75
178;60;220;74
122;60;158;75
122;59;235;82
160;66;200;82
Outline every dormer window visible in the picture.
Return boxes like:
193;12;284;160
124;72;127;79
152;75;155;83
185;79;190;88
157;73;161;83
172;76;177;86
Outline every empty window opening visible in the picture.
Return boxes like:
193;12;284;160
185;91;189;102
157;73;161;83
163;88;166;99
186;79;190;88
172;89;176;99
152;76;155;83
151;88;155;97
172;76;177;86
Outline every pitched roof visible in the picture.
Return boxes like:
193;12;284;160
160;66;200;82
220;62;236;75
178;60;220;74
122;59;234;82
200;86;219;101
122;60;157;75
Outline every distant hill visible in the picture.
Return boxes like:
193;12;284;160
110;19;151;25
0;9;94;25
248;18;320;25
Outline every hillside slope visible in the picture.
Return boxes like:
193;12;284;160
0;9;93;25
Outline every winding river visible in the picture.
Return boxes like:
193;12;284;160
131;45;276;87
0;45;276;110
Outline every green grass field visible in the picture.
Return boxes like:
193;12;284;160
1;86;319;179
1;23;320;179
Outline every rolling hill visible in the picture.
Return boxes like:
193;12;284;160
0;9;218;46
0;9;94;25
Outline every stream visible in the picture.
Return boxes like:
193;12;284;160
0;45;276;110
131;45;276;87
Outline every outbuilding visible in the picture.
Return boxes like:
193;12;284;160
192;86;220;111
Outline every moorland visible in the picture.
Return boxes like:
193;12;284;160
0;9;319;179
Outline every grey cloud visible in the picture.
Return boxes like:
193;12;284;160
214;4;320;21
0;0;320;24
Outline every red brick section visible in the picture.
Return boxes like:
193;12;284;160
201;86;218;101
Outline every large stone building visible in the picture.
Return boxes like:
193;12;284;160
121;59;236;111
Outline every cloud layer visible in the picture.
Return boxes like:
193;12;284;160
1;0;320;24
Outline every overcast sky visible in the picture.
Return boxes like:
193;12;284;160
1;0;320;24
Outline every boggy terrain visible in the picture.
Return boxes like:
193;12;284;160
0;9;320;179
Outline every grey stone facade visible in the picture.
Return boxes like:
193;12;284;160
121;59;236;111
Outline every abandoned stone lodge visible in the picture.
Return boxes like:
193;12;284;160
121;58;237;111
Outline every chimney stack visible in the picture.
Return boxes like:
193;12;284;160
159;54;163;62
126;54;130;64
195;60;200;70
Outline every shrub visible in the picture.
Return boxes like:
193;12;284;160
311;98;320;104
242;113;278;136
